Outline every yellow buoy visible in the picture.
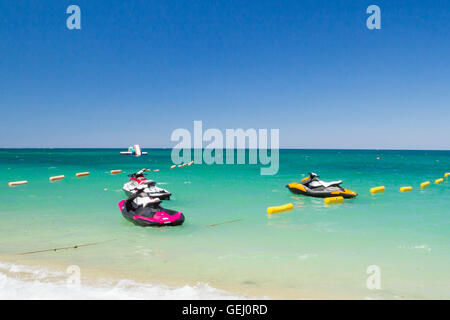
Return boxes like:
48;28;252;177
8;180;28;187
178;165;183;168
435;178;444;184
420;181;430;188
324;196;344;204
445;173;450;178
370;186;385;194
188;161;194;166
75;172;90;177
170;165;176;169
110;170;122;175
400;186;412;192
49;175;65;182
154;169;160;172
267;203;294;214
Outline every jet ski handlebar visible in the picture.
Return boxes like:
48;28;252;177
128;173;147;178
128;168;151;178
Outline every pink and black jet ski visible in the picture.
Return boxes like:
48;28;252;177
118;192;184;227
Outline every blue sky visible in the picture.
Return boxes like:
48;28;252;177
0;0;449;149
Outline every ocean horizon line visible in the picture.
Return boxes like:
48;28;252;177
0;147;449;151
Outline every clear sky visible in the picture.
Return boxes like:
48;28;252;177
0;0;449;149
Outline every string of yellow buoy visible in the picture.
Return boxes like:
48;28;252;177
6;164;166;187
369;172;448;195
170;161;194;169
326;172;448;206
6;168;449;211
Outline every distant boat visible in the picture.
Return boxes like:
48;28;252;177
120;144;148;156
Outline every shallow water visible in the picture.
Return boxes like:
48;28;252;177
0;149;449;299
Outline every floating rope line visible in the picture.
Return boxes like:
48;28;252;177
17;239;116;255
208;218;244;227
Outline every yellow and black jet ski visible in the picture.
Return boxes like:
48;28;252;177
286;173;357;199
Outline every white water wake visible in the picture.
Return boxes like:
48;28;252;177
0;261;246;300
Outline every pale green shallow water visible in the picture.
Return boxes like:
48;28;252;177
0;149;449;299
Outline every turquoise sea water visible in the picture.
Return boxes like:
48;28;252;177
0;149;449;299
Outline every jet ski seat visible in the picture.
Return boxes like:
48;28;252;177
309;180;343;188
321;180;342;188
133;196;161;208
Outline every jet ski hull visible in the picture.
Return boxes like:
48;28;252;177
286;183;357;199
118;200;184;227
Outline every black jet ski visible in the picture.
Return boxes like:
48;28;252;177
286;172;357;198
118;191;184;227
122;169;171;200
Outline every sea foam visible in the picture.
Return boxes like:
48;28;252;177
0;261;245;300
